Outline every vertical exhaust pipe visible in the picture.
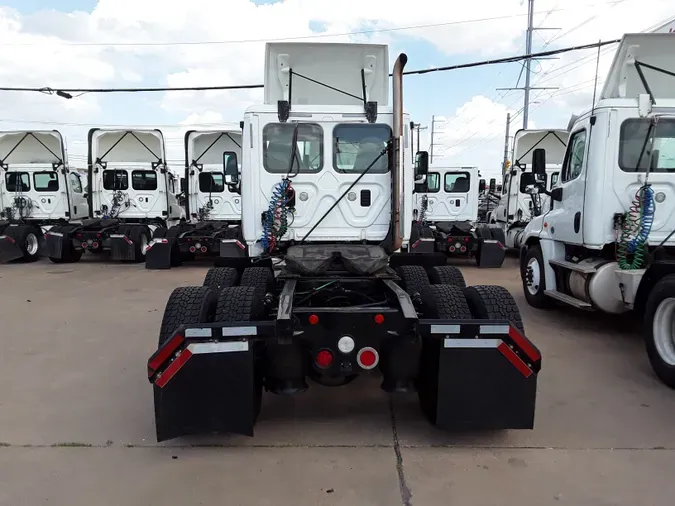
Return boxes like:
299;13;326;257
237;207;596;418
392;53;408;251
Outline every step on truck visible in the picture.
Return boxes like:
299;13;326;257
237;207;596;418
0;130;89;263
147;42;541;441
46;128;184;263
487;128;568;249
146;129;243;269
410;163;505;267
518;33;675;387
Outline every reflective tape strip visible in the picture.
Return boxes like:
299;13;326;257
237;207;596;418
47;231;64;238
148;333;184;375
509;326;541;362
188;341;249;354
444;338;501;348
155;349;193;388
479;325;510;334
110;234;126;238
185;328;212;338
430;324;461;335
497;342;532;378
221;326;257;337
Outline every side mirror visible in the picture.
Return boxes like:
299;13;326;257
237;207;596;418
479;179;486;192
551;187;563;202
180;178;186;193
223;152;239;186
489;178;496;192
532;148;546;175
415;151;429;178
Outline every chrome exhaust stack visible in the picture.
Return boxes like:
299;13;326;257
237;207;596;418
392;53;407;251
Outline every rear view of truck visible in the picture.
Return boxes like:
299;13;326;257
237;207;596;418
0;130;88;263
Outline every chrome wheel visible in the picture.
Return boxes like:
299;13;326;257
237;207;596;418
653;297;675;366
525;257;541;295
25;233;39;256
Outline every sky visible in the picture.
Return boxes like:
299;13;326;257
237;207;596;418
0;0;673;180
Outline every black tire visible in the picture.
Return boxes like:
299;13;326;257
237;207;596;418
521;245;553;309
421;284;473;319
158;286;218;347
215;286;263;322
153;227;167;239
644;275;675;388
240;266;275;295
128;226;150;263
203;267;239;290
489;226;507;246
396;265;430;296
464;285;525;334
166;226;185;239
428;265;466;288
6;225;42;262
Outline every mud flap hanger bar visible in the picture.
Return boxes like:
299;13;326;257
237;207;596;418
277;68;377;123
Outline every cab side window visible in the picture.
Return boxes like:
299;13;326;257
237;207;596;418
70;173;83;193
562;129;587;183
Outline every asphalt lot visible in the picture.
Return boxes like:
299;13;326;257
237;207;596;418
1;255;675;505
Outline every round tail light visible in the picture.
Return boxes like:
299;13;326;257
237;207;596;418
316;349;333;369
357;347;379;370
189;246;196;253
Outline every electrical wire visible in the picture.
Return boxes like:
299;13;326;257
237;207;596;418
0;39;620;96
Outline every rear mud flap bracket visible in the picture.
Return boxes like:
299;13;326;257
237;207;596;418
417;319;540;430
109;234;136;261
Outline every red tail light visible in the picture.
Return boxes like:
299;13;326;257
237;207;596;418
374;314;384;324
308;314;319;325
316;349;333;369
357;347;379;370
189;246;196;253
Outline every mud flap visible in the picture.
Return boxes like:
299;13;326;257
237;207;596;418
417;320;540;430
148;328;262;442
0;234;23;263
110;234;136;261
45;230;65;259
475;239;506;268
145;238;174;270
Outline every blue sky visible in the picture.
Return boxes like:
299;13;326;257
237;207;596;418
0;0;672;176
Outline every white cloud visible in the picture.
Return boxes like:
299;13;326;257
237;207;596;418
0;0;672;177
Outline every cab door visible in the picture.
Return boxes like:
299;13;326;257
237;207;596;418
543;125;589;245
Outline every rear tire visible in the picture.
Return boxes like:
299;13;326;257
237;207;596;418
396;265;430;296
215;286;263;322
240;266;275;296
644;275;675;388
6;225;42;262
203;267;239;290
475;226;493;240
421;284;473;319
158;286;218;347
428;265;466;288
129;226;150;263
153;227;167;239
489;226;507;246
463;285;525;334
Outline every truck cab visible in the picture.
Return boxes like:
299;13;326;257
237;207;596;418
0;130;88;262
519;33;675;388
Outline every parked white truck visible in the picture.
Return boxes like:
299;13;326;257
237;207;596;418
519;33;675;387
146;129;243;269
487;128;568;248
46;129;184;263
0;130;88;262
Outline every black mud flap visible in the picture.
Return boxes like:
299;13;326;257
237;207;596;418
417;320;540;430
148;327;262;442
0;233;24;263
110;234;136;261
145;238;174;270
475;239;506;268
44;230;65;259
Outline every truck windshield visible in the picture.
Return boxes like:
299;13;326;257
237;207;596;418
263;123;323;174
34;171;59;192
333;124;391;174
5;172;30;192
619;118;675;172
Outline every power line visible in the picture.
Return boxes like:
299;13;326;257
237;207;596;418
0;38;621;97
0;5;624;48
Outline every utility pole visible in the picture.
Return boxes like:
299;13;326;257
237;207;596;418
502;113;511;175
429;115;444;162
496;0;559;129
